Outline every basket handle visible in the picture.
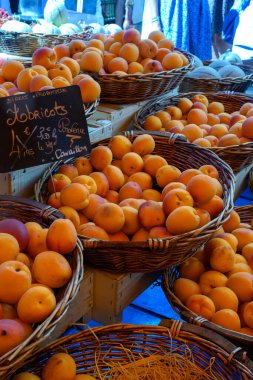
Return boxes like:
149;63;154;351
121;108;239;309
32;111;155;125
160;317;253;370
124;130;187;144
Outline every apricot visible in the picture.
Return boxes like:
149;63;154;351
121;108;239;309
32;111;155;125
109;41;122;55
166;206;200;235
105;190;119;204
155;48;171;63
12;373;41;380
195;208;211;227
137;200;165;229
186;174;217;204
27;228;48;258
107;57;128;73
197;195;224;219
17;68;38;92
205;135;219;146
240;327;253;336
199;165;219;179
82;194;107;221
187;109;208;125
90;146;113;171
122;28;141;44
199;270;228;295
51;76;71;88
232;228;253;251
119;43;139;63
93;203;125;234
148;30;165;43
58;206;80;230
173;278;201;303
80;51;103;72
121;152;144;176
222;210;240;232
215;232;238;251
242;243;253;262
242;116;253;139
57;164;78;180
154;111;171;127
78;77;101;103
121;206;141;235
162;52;183;70
142;189;161;202
0;233;20;264
102;165;125;191
46;219;77;255
219;134;240;147
179;257;205;282
148;226;171;239
72;73;91;85
127;172;152;191
243;301;253;329
207;113;220;126
211;309;241;331
139;39;158;59
74;157;93;175
164;120;184;132
156;165;181;188
59;56;80;77
29;74;52;92
193;138;211;147
108;135;132;159
144;115;162;131
2;60;25;82
191;101;208;113
90;172;110;197
132;134;155;156
227;263;253;277
143;155;167;177
72;175;96;195
54;43;70;60
48;173;72;194
234;253;247;264
229;123;243;137
60;183;90;210
182;124;203;142
0;261;31;304
104;37;114;51
209;286;238;312
207;101;225;115
0;319;32;356
118;181;142;202
109;231;129;241
177;97;193;114
163;188;194;215
226;272;253;302
0;303;17;319
209;245;235;273
69;39;86;56
186;294;216;320
178;169;201;186
161;182;186;200
127;61;144;74
42;352;76;380
78;224;109;240
143;59;163;73
16;253;32;269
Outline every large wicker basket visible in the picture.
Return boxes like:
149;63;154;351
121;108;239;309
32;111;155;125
179;63;253;93
96;49;195;104
0;195;83;378
35;130;235;273
162;204;253;352
134;92;253;173
6;321;253;380
0;27;93;57
249;167;253;194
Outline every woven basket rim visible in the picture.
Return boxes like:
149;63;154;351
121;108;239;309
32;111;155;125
0;195;84;374
7;321;253;379
0;27;93;39
162;204;253;346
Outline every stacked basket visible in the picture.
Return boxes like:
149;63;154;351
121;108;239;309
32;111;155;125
162;204;253;356
6;320;253;379
35;130;235;274
0;195;83;378
134;92;253;173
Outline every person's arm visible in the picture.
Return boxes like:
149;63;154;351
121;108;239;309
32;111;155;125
115;0;126;27
123;0;134;30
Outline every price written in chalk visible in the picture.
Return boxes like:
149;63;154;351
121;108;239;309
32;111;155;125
0;86;90;172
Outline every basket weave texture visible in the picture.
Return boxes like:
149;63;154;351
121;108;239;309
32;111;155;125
249;168;253;194
96;50;195;104
0;195;83;377
0;27;92;57
162;204;253;352
179;63;253;93
134;91;253;173
7;321;253;380
35;130;235;274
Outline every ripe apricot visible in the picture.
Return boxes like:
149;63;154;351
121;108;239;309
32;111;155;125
187;109;208;125
199;270;228;295
42;352;76;380
243;301;253;329
219;134;240;147
161;182;186;200
58;206;80;229
207;102;225;115
0;319;32;356
163;188;194;215
209;245;235;273
179;257;205;282
196;195;224;219
222;210;241;232
27;228;48;258
80;51;103;72
57;164;78;180
128;172;152;191
209;286;238;311
52;76;71;88
191;94;209;107
227;263;253;277
0;261;31;304
232;228;253;251
138;200;165;229
118;181;142;202
132;134;155;156
121;206;141;235
106;190;119;204
211;309;241;331
242;116;253;139
148;30;165;43
78;77;101;103
199;164;219;179
186;174;217;204
72;175;97;194
227;272;253;302
46;219;77;255
78;224;109;240
182;124;203;142
121;152;144;176
17;68;38;92
107;57;128;73
143;155;167;177
108;135;132;159
143;115;162;131
74;157;93;175
119;43;139;63
139;39;158;59
127;61;144;74
142;189;161;202
2;60;25;82
162;52;183;69
194;208;211;227
131;228;149;241
60;183;90;210
0;233;20;264
155;48;171;63
166;206;200;235
102;165;125;191
154;111;171;127
207;113;220;126
186;294;216;320
29;74;52;92
109;231;129;241
156;165;181;188
90;172;110;197
90;146;113;171
173;278;201;303
33;250;72;288
178;169;201;186
93;203;125;234
215;232;238;251
148;226;172;239
164;120;184;132
12;373;41;380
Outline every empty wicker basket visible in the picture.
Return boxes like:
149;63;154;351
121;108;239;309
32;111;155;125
134;92;253;173
35;130;235;273
162;204;253;353
0;195;83;378
7;321;253;380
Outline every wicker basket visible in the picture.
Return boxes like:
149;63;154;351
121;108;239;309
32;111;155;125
134;91;253;173
35;130;235;273
162;204;253;352
6;321;253;380
96;49;195;104
0;195;83;378
179;63;253;93
83;97;99;120
249;168;253;194
0;27;93;57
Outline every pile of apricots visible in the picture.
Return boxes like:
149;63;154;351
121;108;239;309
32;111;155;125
0;29;189;105
0;217;77;356
143;94;253;147
46;134;224;241
174;209;253;336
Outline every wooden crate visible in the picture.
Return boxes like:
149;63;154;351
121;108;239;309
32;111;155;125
90;99;150;134
43;269;93;343
234;163;253;200
91;268;161;325
0;124;112;197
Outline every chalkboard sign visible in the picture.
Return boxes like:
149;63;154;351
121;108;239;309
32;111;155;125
0;86;91;173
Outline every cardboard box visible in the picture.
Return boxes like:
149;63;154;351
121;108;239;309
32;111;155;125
234;163;253;200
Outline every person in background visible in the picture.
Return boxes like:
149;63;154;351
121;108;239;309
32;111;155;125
142;0;212;60
209;0;234;57
82;0;104;25
232;0;253;59
117;0;144;32
9;0;19;13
